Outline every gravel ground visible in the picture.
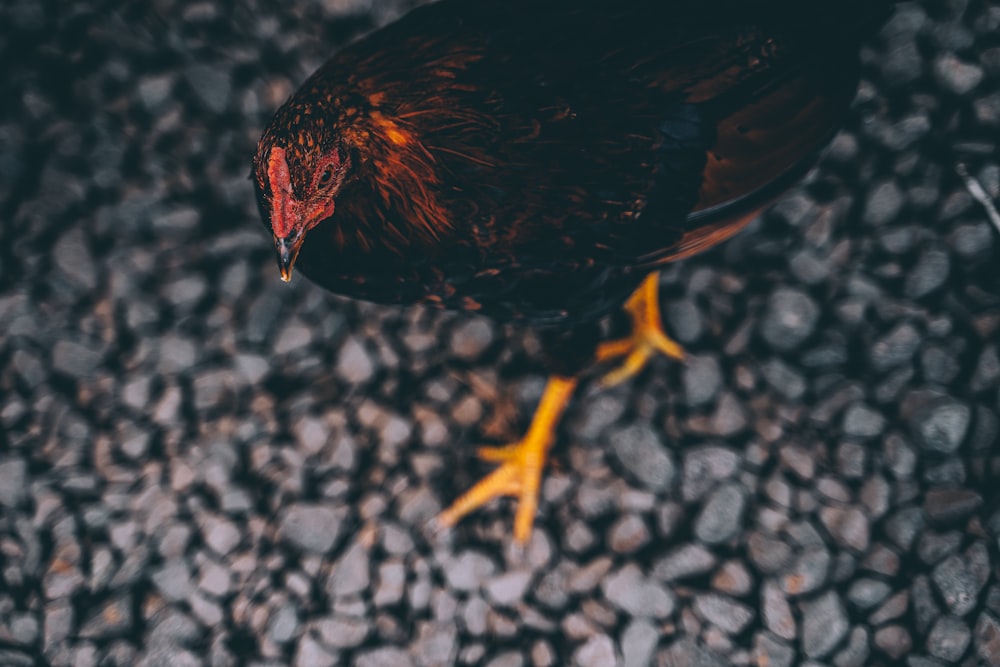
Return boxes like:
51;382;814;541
2;0;1000;665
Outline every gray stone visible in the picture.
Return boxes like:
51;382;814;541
975;612;1000;666
449;318;493;360
694;594;754;634
327;541;370;598
267;603;299;644
933;554;981;617
79;595;132;639
485;570;532;606
52;339;103;378
933;54;984;94
834;627;871;667
924;488;982;525
337;336;374;384
184;63;231;113
755;632;794;667
801;592;849;659
661;639;726;667
870;322;920;371
444;550;495;592
885;506;924;551
572;635;616;667
842;404;886;438
927;615;971;662
760;288;819;350
621;619;658;667
762;581;796;641
608;514;650;554
864;180;904;225
912;398;971;454
609;424;675;491
652;543;717;582
295;636;338;667
354;647;414;667
847;578;891;610
820;506;870;552
0;458;27;507
694;482;746;545
874;626;912;660
53;228;97;289
601;564;674;618
683;355;722;407
905;248;950;298
782;548;830;596
151;560;191;601
316;616;368;648
682;445;740;502
412;621;457;667
279;504;344;554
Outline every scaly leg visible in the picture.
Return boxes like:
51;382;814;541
595;271;685;386
436;375;577;544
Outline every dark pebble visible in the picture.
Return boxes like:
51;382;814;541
760;288;820;351
926;614;971;662
912;398;971;454
923;488;983;526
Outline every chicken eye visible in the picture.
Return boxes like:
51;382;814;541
317;167;334;188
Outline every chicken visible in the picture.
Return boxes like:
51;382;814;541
253;0;892;543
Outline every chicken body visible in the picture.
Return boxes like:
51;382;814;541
254;0;890;541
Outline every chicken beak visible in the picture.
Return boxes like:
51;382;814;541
274;233;304;283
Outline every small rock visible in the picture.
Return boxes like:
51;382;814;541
975;612;1000;666
801;592;849;659
762;581;796;641
315;617;369;649
601;564;674;618
661;639;726;667
912;398;971;453
278;504;344;554
52;339;103;378
870;322;920;371
337;336;375;383
905;248;950;298
683;355;722;407
782;548;830;596
927;615;971;662
485;570;532;607
682;446;740;502
78;596;132;639
327;541;370;598
652;544;717;582
933;54;984;94
694;482;746;545
754;632;794;667
874;626;912;660
842;404;886;438
267;603;299;644
847;579;891;610
760;288;819;351
621;620;659;667
0;458;27;507
863;180;904;226
184;63;231;113
444;551;495;592
834;626;871;667
924;488;983;525
449;318;493;360
694;594;754;635
572;635;616;667
354;647;414;667
608;514;650;554
609;424;675;491
933;554;981;617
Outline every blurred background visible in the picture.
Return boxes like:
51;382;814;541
1;0;999;665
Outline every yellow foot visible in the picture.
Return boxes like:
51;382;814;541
595;271;685;387
436;376;577;544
